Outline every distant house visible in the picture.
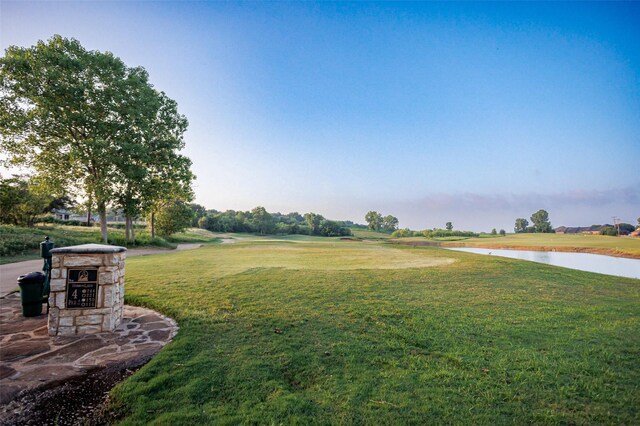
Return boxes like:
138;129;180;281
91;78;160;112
554;225;612;235
630;229;640;238
52;209;95;223
53;209;71;221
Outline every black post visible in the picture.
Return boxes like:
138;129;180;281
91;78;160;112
40;236;54;313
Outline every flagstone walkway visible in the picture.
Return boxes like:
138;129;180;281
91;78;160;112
0;293;177;423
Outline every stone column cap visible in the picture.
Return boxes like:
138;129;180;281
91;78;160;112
50;244;127;254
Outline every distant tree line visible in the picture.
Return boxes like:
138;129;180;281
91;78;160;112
600;223;636;236
192;205;352;237
391;221;480;239
388;220;510;239
391;228;480;238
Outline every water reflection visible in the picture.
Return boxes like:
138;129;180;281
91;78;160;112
446;248;640;280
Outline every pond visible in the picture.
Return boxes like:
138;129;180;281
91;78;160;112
445;247;640;280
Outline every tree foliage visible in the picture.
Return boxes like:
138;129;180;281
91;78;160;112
304;212;324;235
154;201;194;237
391;228;478;238
251;206;274;235
619;223;635;234
603;223;636;236
391;229;414;238
382;215;399;232
0;175;60;226
189;203;207;227
0;35;193;243
197;207;351;237
445;222;453;231
530;209;553;233
365;211;383;231
514;218;529;233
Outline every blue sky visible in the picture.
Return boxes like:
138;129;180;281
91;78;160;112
2;1;639;230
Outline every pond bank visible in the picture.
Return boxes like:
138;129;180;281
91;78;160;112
392;239;640;260
445;247;640;280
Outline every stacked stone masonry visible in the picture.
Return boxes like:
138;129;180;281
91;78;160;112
47;247;126;336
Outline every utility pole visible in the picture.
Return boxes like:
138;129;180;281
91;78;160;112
612;216;620;237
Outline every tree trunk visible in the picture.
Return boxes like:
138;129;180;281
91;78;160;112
151;211;156;239
98;201;108;243
131;218;136;244
125;215;131;242
86;196;92;227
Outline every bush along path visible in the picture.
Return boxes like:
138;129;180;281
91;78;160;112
0;224;176;262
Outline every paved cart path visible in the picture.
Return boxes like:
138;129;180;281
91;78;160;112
0;244;202;298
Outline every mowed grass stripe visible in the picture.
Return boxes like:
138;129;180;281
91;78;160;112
107;241;640;425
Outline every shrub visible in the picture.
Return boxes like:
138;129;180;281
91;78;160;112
600;227;618;236
391;229;413;238
430;229;478;238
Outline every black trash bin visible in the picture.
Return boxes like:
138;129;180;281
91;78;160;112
17;272;45;317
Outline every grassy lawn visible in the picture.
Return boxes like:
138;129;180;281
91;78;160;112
350;228;392;239
164;228;221;244
105;239;640;424
0;225;223;264
395;233;640;258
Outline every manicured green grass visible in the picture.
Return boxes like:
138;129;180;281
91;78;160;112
396;233;640;258
350;228;392;239
105;239;640;424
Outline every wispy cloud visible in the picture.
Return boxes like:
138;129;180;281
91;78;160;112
363;185;640;231
404;186;640;211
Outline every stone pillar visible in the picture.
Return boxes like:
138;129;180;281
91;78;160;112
48;244;126;336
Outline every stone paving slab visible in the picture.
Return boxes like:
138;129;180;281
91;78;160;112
0;293;177;406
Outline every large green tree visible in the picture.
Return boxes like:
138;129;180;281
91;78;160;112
115;91;193;241
154;200;193;237
382;215;399;232
251;206;274;235
514;218;529;233
304;212;324;235
0;35;193;242
530;209;553;233
189;203;207;227
365;211;383;231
